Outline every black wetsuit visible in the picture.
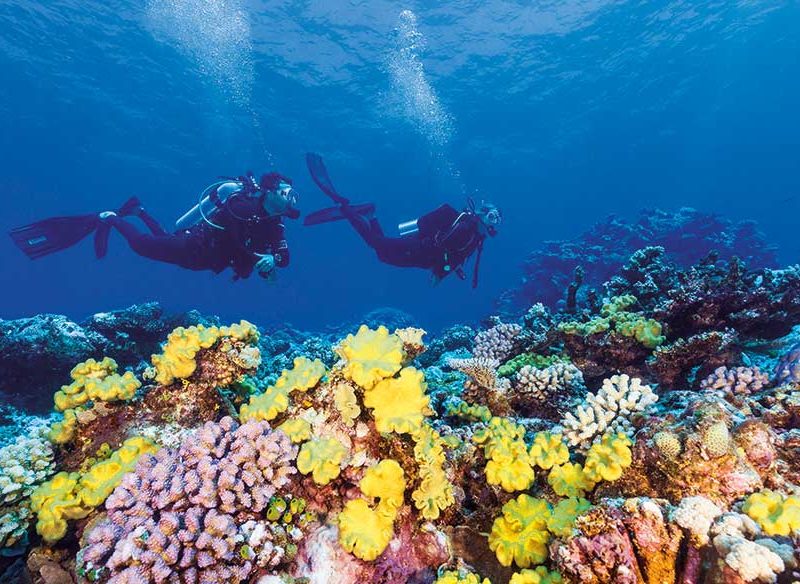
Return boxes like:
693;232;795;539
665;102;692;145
346;203;485;282
108;196;289;279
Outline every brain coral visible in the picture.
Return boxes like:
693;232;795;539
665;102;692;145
79;417;298;583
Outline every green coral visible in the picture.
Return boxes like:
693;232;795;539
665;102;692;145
558;295;664;349
498;354;569;378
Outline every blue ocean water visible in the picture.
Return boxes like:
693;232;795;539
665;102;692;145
1;0;798;330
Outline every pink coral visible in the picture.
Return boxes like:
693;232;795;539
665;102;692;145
474;322;525;362
700;366;769;396
79;417;298;583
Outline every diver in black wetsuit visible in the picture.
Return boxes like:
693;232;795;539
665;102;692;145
303;153;501;287
10;172;300;281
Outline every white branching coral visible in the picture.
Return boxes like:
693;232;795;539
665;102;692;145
513;362;584;401
560;374;658;450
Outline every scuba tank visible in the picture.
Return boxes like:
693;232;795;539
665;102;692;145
397;218;419;237
175;174;260;231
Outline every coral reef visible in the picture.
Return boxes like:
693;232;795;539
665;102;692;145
2;236;800;583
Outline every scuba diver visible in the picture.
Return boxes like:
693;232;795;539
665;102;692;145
303;153;500;287
10;172;300;281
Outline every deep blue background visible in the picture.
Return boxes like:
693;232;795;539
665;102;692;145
1;0;798;331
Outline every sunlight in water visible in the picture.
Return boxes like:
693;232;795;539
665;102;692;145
145;0;254;108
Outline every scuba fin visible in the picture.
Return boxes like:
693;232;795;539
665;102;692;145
10;214;100;260
305;152;349;204
95;197;143;259
303;203;375;226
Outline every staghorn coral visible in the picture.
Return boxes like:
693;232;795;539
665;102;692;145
701;365;770;396
561;374;658;451
79;417;298;582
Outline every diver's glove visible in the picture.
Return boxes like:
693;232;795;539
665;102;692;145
255;254;277;281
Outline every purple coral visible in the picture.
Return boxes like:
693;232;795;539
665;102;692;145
80;417;298;583
473;322;524;362
774;343;800;385
700;366;769;395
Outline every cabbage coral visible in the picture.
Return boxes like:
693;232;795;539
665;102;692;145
363;367;431;434
53;357;140;411
474;417;535;492
240;357;326;422
337;325;405;389
529;432;569;470
510;567;563;584
30;436;156;543
546;498;592;537
742;490;800;536
338;459;407;561
411;423;455;520
489;494;552;567
583;433;632;483
151;321;258;385
547;462;593;498
297;438;348;486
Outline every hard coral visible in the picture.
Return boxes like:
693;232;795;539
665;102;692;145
561;374;657;451
701;366;770;396
80;417;298;583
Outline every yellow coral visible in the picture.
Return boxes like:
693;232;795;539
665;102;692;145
297;438;348;485
360;459;406;515
448;400;493;423
151;321;258;385
546;498;592;537
240;357;326;422
277;418;312;443
53;357;140;411
489;494;552;568
77;437;157;507
240;385;290;422
529;432;570;470
583;433;632;483
274;357;326;392
337;498;395;561
48;409;78;444
31;437;156;543
30;472;90;544
510;567;563;584
547;462;594;498
334;383;361;425
742;490;800;536
363;367;431;435
337;325;404;389
412;424;455;520
474;417;535;492
435;570;491;584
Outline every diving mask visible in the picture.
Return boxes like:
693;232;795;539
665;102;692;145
264;181;300;217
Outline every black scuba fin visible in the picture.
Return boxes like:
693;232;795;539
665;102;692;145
9;214;100;260
304;203;375;226
305;152;349;205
